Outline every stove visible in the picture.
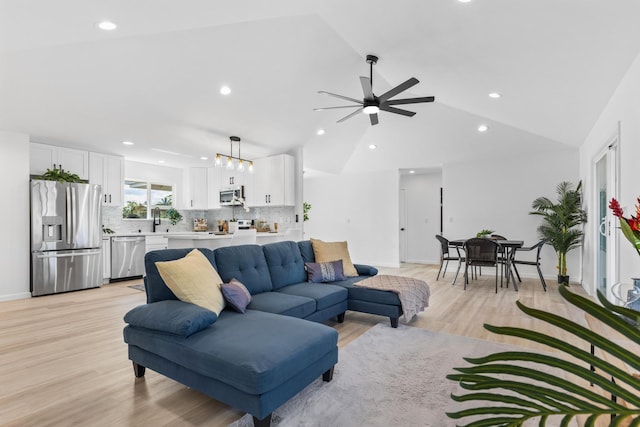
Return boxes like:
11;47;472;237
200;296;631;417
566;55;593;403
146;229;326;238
236;219;253;230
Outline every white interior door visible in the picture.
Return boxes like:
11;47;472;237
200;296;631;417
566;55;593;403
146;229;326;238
594;136;619;299
399;188;407;263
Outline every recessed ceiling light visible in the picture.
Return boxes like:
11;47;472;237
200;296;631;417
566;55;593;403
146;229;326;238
200;156;208;160
121;140;134;145
409;170;415;174
488;92;502;99
157;160;165;164
368;144;377;150
478;124;489;132
458;0;472;3
97;21;117;31
220;86;231;95
316;129;325;136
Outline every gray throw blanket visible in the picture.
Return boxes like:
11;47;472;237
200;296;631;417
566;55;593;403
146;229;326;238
354;275;431;322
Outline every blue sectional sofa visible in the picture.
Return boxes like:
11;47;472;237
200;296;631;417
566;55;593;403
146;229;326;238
123;240;403;426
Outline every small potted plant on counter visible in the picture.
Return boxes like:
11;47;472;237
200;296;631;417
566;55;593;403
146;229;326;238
166;208;183;226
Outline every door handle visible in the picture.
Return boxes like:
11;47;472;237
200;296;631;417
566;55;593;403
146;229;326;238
599;217;607;237
401;228;405;231
109;194;112;203
66;187;72;244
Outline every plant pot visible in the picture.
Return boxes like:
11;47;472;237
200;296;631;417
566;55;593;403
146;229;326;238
228;222;237;234
557;275;570;285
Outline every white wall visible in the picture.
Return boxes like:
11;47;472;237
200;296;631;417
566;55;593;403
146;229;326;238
0;131;31;301
304;170;400;267
400;172;442;264
443;148;580;280
580;50;640;295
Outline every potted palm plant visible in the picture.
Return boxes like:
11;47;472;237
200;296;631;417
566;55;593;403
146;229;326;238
529;181;587;284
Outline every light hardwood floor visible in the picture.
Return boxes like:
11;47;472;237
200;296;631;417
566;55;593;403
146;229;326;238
0;264;599;426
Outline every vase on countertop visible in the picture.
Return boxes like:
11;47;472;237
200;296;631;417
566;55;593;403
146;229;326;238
228;221;237;234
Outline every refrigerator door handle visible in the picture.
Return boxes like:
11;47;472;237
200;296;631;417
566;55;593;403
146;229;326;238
66;186;72;245
35;249;102;259
71;186;77;245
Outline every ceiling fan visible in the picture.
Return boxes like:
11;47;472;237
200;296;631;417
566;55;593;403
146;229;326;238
314;55;435;126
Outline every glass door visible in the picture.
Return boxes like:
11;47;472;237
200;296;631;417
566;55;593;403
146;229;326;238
595;155;608;295
594;139;619;299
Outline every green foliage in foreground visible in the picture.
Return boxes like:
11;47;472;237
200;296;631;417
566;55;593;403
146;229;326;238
446;285;640;426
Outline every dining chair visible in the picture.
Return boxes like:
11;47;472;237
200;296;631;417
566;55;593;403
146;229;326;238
489;234;511;283
512;239;547;291
490;234;507;240
230;229;257;246
463;238;500;293
435;235;464;281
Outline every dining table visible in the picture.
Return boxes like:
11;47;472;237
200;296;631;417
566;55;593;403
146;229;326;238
449;238;524;291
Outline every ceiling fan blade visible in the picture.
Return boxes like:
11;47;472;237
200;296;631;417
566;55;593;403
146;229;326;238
360;76;374;99
314;105;362;111
384;96;435;106
378;77;419;102
379;104;416;117
337;107;364;123
369;113;379;126
318;90;363;105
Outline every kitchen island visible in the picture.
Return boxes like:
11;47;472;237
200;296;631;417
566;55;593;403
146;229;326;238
165;229;301;250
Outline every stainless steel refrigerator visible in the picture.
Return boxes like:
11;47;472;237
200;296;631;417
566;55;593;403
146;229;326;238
30;179;103;296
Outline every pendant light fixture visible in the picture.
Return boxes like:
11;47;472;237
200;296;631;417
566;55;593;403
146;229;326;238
214;136;254;173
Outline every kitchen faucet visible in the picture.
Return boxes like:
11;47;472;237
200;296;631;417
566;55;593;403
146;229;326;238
152;208;161;232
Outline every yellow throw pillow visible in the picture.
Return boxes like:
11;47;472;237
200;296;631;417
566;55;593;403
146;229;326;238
155;249;225;315
310;238;358;277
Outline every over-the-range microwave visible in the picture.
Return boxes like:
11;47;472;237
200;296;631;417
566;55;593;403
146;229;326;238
219;186;244;206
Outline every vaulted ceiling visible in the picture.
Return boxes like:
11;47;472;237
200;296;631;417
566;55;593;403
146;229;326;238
2;0;640;174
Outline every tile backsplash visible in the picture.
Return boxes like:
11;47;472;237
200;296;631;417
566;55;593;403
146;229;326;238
102;205;297;234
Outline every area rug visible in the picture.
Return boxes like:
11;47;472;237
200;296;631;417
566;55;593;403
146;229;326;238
228;323;576;427
127;284;145;292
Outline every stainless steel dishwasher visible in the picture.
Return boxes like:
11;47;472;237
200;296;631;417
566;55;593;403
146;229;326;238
111;236;146;280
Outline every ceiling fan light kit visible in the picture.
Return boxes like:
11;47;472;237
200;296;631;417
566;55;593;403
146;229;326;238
315;54;435;125
214;136;254;173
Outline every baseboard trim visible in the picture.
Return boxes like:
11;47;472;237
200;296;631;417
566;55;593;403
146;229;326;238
0;291;32;302
405;259;439;265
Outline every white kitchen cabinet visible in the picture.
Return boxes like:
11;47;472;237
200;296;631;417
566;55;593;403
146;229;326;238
102;237;111;282
89;152;124;206
251;154;294;207
30;142;89;180
207;167;222;209
181;167;209;209
145;235;168;253
220;168;248;188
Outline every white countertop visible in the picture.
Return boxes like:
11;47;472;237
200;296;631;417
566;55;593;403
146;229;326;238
166;232;283;240
105;231;287;238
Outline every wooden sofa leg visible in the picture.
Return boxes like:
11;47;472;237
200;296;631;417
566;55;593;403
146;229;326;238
336;312;345;323
322;366;335;382
132;361;146;378
390;317;399;328
252;413;272;427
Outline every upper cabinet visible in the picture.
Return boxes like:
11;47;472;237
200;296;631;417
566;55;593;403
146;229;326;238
181;167;209;209
89;153;124;206
182;167;226;210
30;142;89;180
251;154;294;207
220;168;249;188
207;167;222;210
